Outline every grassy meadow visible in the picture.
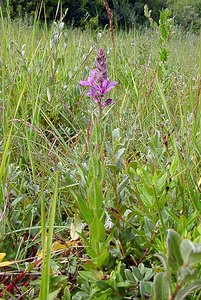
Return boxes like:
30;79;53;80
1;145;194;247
0;14;201;299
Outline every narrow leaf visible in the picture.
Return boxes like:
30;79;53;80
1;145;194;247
175;281;201;300
153;272;169;300
180;239;201;266
167;229;183;271
0;260;15;267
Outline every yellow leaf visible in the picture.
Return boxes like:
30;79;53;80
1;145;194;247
37;237;68;259
0;253;15;267
0;261;15;267
52;241;68;252
70;213;82;240
0;253;6;262
37;250;43;259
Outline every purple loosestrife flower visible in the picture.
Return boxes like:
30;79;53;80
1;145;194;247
79;48;118;109
96;48;108;83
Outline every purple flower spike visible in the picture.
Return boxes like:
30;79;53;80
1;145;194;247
79;48;118;110
96;48;108;83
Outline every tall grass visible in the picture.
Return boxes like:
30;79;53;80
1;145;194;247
0;13;200;299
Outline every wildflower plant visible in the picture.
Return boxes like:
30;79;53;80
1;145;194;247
80;48;118;112
71;49;118;269
1;8;201;299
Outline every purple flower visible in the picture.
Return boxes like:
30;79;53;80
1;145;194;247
79;49;118;109
79;69;97;87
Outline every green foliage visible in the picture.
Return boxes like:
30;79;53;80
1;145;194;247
112;0;137;26
144;5;174;80
0;5;201;299
153;230;201;299
168;0;201;32
74;262;153;299
5;0;104;27
3;0;201;31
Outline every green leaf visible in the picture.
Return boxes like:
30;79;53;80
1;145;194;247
107;164;117;172
117;176;129;193
92;291;113;300
167;229;183;271
88;179;103;212
62;287;71;300
144;216;155;238
161;24;168;39
178;265;196;283
180;239;201;266
114;148;125;165
105;141;113;157
93;249;109;268
193;235;201;244
88;152;102;180
117;281;135;288
90;216;106;245
56;57;63;68
125;269;136;282
165;209;180;223
128;161;137;175
142;169;153;186
130;266;143;281
144;268;154;281
153;272;169;300
79;270;98;282
169;155;179;176
96;280;111;291
140;281;152;300
154;253;169;277
116;270;124;284
175;281;201;300
75;194;93;224
48;288;61;300
139;189;154;207
157;172;167;192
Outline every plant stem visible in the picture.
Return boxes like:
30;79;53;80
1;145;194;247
153;185;166;237
40;169;59;299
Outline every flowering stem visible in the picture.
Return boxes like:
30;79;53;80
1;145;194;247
79;48;118;110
